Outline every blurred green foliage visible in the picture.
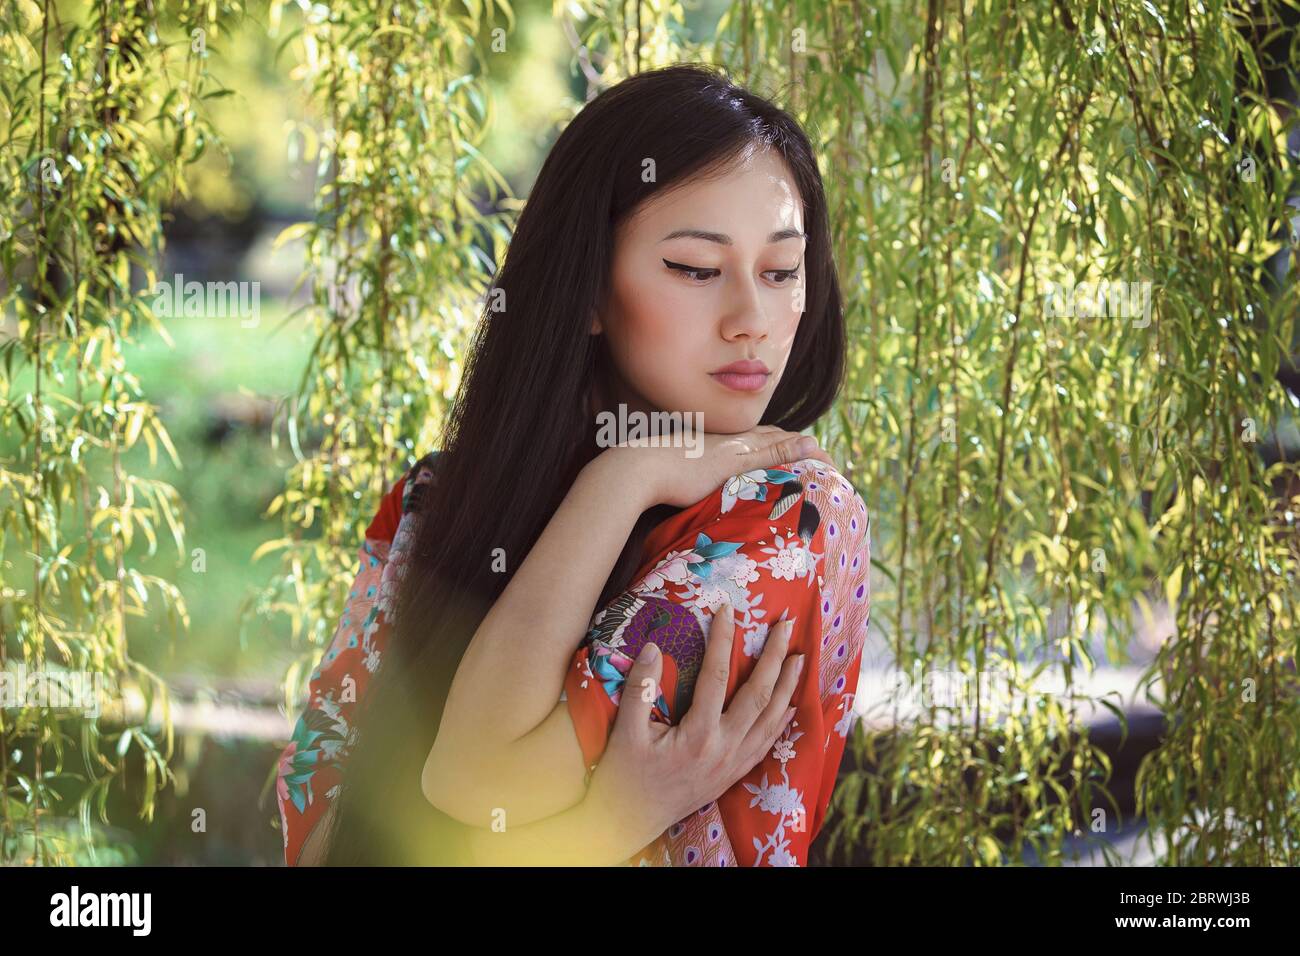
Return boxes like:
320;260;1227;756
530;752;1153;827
3;0;1299;868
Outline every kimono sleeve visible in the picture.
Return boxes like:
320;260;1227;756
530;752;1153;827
713;462;872;866
560;457;870;867
800;472;871;845
275;457;431;866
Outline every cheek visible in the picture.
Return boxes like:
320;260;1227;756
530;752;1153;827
606;295;717;411
772;293;803;345
612;282;707;366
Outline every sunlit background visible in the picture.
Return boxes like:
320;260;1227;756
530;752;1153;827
3;0;1299;866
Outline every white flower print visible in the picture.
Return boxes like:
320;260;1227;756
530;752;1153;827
834;692;857;737
774;719;805;761
692;582;731;613
743;718;808;865
768;844;798;867
772;736;796;762
720;469;771;513
636;550;703;591
316;693;342;724
761;534;812;582
743;620;771;658
746;774;804;817
711;551;760;591
319;708;349;761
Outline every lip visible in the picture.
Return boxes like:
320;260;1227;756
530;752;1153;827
709;359;771;393
710;370;770;392
711;359;770;375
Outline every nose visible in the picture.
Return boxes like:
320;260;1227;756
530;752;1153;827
718;274;777;344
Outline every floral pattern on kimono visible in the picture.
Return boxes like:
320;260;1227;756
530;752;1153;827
275;451;444;866
275;451;871;869
562;459;871;866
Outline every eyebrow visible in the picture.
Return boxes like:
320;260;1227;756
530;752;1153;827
659;227;807;245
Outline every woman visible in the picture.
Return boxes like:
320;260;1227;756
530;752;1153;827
274;63;871;866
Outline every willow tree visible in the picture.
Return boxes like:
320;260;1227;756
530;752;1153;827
0;0;236;864
257;0;514;720
710;0;1300;865
267;0;1300;866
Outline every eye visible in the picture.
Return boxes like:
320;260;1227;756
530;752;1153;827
765;268;800;284
663;259;720;282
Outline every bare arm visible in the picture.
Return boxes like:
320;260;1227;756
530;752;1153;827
424;696;590;828
443;453;644;745
453;783;660;866
424;431;826;827
424;453;647;821
296;767;659;867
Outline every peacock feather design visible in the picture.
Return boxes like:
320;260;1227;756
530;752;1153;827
589;596;708;718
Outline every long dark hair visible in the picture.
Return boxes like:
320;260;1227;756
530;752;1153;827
323;63;846;865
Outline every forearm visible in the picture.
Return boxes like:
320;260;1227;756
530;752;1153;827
437;452;648;751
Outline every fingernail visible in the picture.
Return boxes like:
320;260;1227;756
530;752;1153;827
794;654;805;677
643;643;659;661
797;436;817;456
784;706;796;722
722;601;733;622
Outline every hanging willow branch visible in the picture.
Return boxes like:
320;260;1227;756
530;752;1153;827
0;0;235;864
240;0;1300;867
707;0;1300;865
256;0;514;721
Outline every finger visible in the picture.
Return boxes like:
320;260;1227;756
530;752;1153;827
720;617;794;736
776;433;836;471
725;429;798;457
754;432;818;470
737;651;803;760
611;643;664;747
681;601;735;733
806;447;836;469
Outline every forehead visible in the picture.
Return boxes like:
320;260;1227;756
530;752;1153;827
622;148;804;240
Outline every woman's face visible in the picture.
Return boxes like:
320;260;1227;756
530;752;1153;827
592;146;807;435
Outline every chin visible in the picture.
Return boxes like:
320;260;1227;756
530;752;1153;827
698;405;763;434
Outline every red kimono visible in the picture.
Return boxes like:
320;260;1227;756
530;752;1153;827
276;450;871;866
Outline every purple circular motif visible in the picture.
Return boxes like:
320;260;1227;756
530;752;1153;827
720;854;728;865
809;482;819;490
613;596;708;716
836;675;846;692
669;822;684;837
833;493;842;505
837;643;846;659
856;583;866;601
840;553;847;568
829;521;838;539
833;613;842;630
822;599;831;614
851;516;858;532
852;555;861;570
685;847;700;864
709;824;721;842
